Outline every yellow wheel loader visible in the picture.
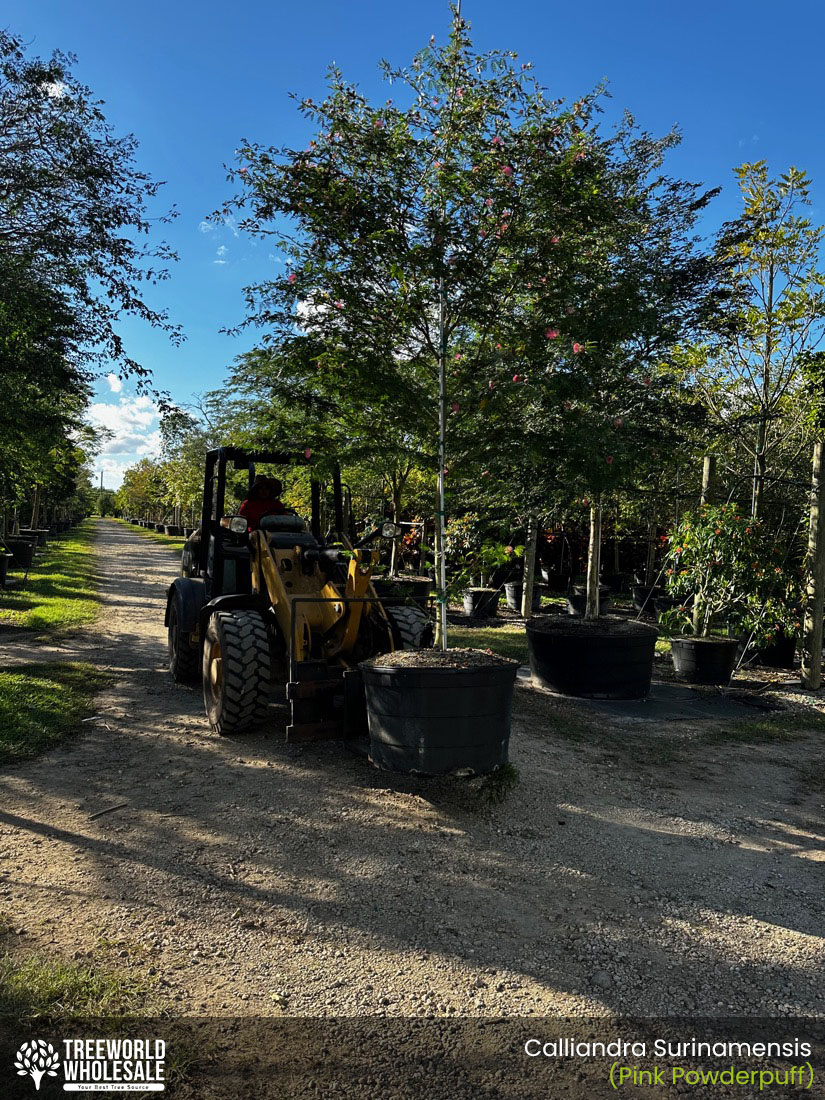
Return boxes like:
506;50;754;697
165;447;433;739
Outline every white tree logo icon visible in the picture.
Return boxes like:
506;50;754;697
14;1040;60;1090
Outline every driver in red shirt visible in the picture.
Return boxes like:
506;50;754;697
239;476;288;530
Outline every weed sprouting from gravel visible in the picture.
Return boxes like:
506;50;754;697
475;763;520;806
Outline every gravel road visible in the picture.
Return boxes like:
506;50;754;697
0;518;823;1017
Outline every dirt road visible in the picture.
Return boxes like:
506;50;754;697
0;519;823;1016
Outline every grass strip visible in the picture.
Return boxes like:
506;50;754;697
0;522;98;634
0;951;153;1017
0;662;111;765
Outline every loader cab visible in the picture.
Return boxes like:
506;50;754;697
190;446;344;601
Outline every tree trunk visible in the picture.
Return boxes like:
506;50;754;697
389;490;401;575
613;499;620;572
700;454;716;507
433;489;446;649
585;501;602;619
751;446;766;518
30;483;41;529
520;514;539;618
644;516;656;586
801;440;825;689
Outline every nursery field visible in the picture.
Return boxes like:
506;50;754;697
0;518;822;1023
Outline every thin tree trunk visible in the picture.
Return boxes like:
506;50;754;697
751;444;766;518
521;514;538;618
585;501;602;619
644;516;656;586
801;439;825;689
433;489;446;648
700;454;716;506
30;483;41;529
613;499;620;572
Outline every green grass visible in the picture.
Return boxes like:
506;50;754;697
114;517;186;551
0;952;153;1017
449;622;529;664
697;710;825;746
0;662;112;765
0;522;98;634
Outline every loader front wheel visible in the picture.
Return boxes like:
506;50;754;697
387;604;434;650
202;610;272;736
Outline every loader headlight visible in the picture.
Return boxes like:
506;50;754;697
380;521;402;539
228;516;248;534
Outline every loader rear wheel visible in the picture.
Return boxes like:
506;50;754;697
387;604;434;650
202;610;272;736
168;595;199;684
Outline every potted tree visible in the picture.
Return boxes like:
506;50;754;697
660;504;768;684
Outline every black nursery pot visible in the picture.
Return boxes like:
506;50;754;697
462;587;499;618
670;636;739;685
164;525;182;537
154;523;165;533
6;538;34;569
743;632;798;670
633;584;662;615
504;581;542;612
0;553;11;587
601;572;628;594
526;616;658;699
567;592;611;616
361;653;518;776
372;576;432;609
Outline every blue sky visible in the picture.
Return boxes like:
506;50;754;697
6;0;825;485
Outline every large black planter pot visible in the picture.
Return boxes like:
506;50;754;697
361;652;518;776
372;576;432;609
739;632;797;670
462;587;499;618
6;538;34;569
20;527;48;547
601;572;628;594
164;525;182;537
654;595;683;617
567;592;611;616
183;527;194;539
504;581;542;613
633;584;662;616
671;636;739;685
0;553;11;587
526;616;658;699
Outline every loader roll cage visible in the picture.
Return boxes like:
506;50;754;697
199;446;346;596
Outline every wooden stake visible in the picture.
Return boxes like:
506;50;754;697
801;439;825;690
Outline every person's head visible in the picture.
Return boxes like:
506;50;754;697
248;474;269;500
266;477;283;500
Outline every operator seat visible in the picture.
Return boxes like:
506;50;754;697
259;513;319;550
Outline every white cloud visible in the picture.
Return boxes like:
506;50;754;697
216;244;228;257
213;259;227;266
87;396;160;486
198;219;213;234
105;372;123;393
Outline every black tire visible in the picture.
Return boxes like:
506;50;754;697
387;604;434;650
168;595;200;683
202;610;272;735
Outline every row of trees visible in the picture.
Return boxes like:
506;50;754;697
120;17;824;635
0;30;178;534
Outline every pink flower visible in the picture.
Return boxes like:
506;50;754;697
288;273;297;284
575;150;586;161
572;342;583;354
606;455;614;464
492;135;502;146
456;87;464;99
304;448;313;459
505;545;514;555
495;342;502;349
434;160;443;169
501;164;513;176
335;300;344;310
374;118;385;129
240;165;248;175
488;380;495;390
485;197;493;207
550;235;559;244
482;470;490;476
513;373;521;382
452;402;459;413
546;328;559;340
